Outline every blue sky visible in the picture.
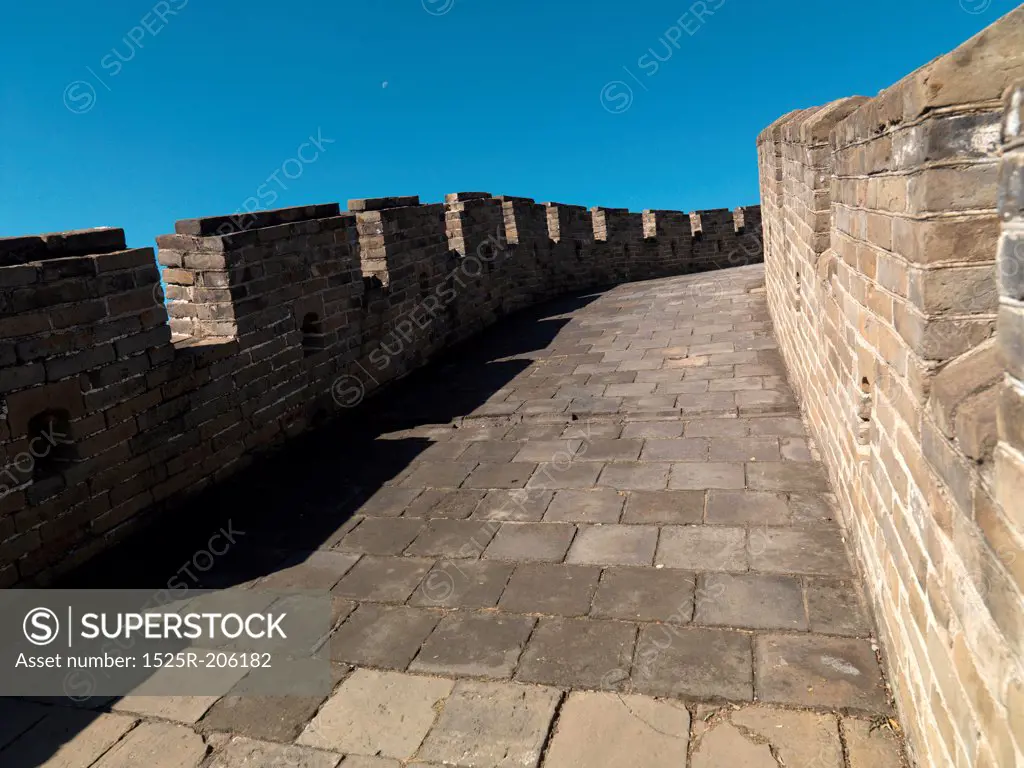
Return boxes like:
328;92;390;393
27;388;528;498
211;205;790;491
0;0;1007;247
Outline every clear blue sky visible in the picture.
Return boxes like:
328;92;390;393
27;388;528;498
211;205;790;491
0;0;1007;247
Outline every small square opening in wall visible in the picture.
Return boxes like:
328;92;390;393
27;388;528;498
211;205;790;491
301;312;326;357
856;376;873;448
26;410;76;482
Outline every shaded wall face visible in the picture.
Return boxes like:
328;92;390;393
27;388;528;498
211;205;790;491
0;195;762;586
757;8;1024;767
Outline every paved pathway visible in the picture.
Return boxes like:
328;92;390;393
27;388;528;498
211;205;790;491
1;265;906;766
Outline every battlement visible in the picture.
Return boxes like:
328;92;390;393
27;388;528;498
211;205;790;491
0;193;760;585
0;228;127;266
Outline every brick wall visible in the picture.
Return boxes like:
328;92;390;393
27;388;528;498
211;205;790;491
757;8;1024;766
0;195;762;585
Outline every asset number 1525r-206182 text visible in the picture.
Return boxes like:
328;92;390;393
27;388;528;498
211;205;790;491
142;652;272;668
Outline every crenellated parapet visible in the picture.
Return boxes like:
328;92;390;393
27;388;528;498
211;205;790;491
0;193;760;585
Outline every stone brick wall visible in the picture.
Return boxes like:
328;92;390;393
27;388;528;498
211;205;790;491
757;8;1024;766
0;195;761;585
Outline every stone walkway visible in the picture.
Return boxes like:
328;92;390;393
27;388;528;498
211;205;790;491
1;265;906;766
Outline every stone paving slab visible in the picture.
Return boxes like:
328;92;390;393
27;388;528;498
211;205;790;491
297;670;454;759
410;613;536;678
498;563;600;616
416;681;559;768
516;618;637;689
0;267;908;767
754;634;891;713
544;692;690;767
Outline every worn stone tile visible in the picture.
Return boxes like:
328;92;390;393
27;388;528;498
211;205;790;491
404;519;497;558
668;462;745;490
723;706;844;767
788;493;838;524
410;613;535;678
844;718;906;767
460;441;524;463
403;489;485;519
754;635;890;713
632;626;753;701
780;437;813;461
527;462;604;489
92;722;208;768
708;352;758;366
591;567;695;622
691;721;777;766
806;579;873;636
597;462;671;490
709;376;763;392
208;737;342;768
620;421;684;439
519;398;571;415
511;439;583;462
657;526;747;571
417;441;472;462
329;604;440;669
516;618;637;689
398;461;478;489
695;573;807;630
640;438;709;461
257;550;360;590
736;389;796;412
454;424;513;441
685;418;749;437
331;556;434;602
544;692;690;768
676;392;737;413
506;423;568;441
499;563;601;616
356;488;423;517
748;528;853;576
574;438;644;462
561;421;623;439
658;379;710;394
747;417;806;437
705;490;789;525
409;559;514;609
417;681;560;768
622;490;704;524
709;437;780;462
297;670;454;759
566;525;659;566
544;489;624;523
0;710;137;768
586;372;636;386
606;382;656;397
746;462;830;492
335;518;424;556
464;462;538;489
473;489;552;521
568;396;623;415
484;523;576;562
